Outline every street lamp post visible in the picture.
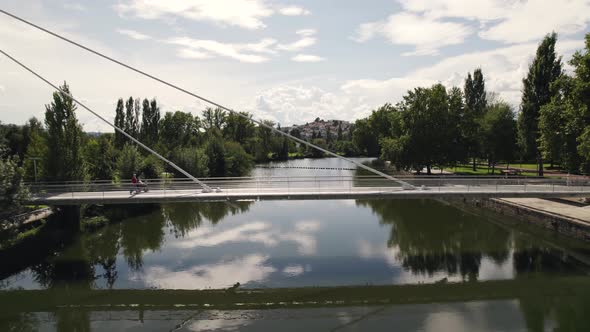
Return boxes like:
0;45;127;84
28;157;41;182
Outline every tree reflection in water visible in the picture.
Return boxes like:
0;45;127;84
0;312;39;332
15;202;253;331
28;202;253;288
357;199;512;281
163;201;252;238
357;199;590;282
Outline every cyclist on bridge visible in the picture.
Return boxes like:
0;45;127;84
130;173;148;194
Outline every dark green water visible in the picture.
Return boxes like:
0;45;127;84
2;158;590;331
4;199;588;291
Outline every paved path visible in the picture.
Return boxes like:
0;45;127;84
499;198;590;224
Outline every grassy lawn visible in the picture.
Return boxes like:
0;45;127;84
452;165;548;177
496;163;560;171
452;166;493;175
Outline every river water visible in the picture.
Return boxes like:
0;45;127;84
1;158;590;331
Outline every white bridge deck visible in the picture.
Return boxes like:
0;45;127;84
26;176;590;205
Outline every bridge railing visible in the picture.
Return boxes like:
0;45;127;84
25;176;590;200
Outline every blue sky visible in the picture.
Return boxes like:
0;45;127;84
1;0;589;131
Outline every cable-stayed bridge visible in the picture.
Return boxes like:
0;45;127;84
25;176;590;205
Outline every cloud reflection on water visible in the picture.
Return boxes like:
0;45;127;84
172;220;320;256
143;254;276;289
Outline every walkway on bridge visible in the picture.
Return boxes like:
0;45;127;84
26;176;590;205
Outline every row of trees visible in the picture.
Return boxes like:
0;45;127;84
353;32;590;175
353;74;516;174
537;34;590;174
0;84;319;185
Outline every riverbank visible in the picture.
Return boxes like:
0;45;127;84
479;197;590;241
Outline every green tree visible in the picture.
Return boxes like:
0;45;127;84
172;147;209;178
223;112;256;149
254;120;274;162
353;118;379;156
539;96;568;168
44;82;86;182
0;151;29;219
518;32;562;176
307;138;326;158
481;101;517;173
84;134;115;180
159;111;200;152
578;128;590;172
116;143;142;180
381;84;457;174
114;98;126;149
447;87;468;166
290;127;301;139
0;123;27;161
278;136;289;160
124;97;138;138
23;118;47;182
139;155;163;179
464;68;487;171
202;107;226;131
141;98;160;146
134;98;141;135
205;131;226;177
224;141;254;176
353;104;401;157
539;34;590;173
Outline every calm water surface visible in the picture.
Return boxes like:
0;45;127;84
2;158;590;331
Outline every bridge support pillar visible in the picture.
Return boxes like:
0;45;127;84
59;205;81;230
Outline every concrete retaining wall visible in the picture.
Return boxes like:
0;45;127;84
479;198;590;241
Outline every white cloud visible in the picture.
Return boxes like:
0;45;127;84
246;85;371;125
167;37;275;63
279;6;311;16
176;48;212;59
246;38;584;126
341;77;435;107
478;0;590;43
282;264;305;277
63;2;87;11
292;54;325;62
353;13;473;56
343;39;585;109
244;38;279;54
352;22;381;43
117;29;152;40
166;30;317;63
115;0;274;30
277;29;317;52
396;0;590;44
398;0;514;21
296;29;317;37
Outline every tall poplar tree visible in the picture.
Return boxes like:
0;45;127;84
114;98;125;149
125;97;137;138
141;98;151;143
518;32;562;176
44;82;86;181
134;98;141;136
464;68;487;170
